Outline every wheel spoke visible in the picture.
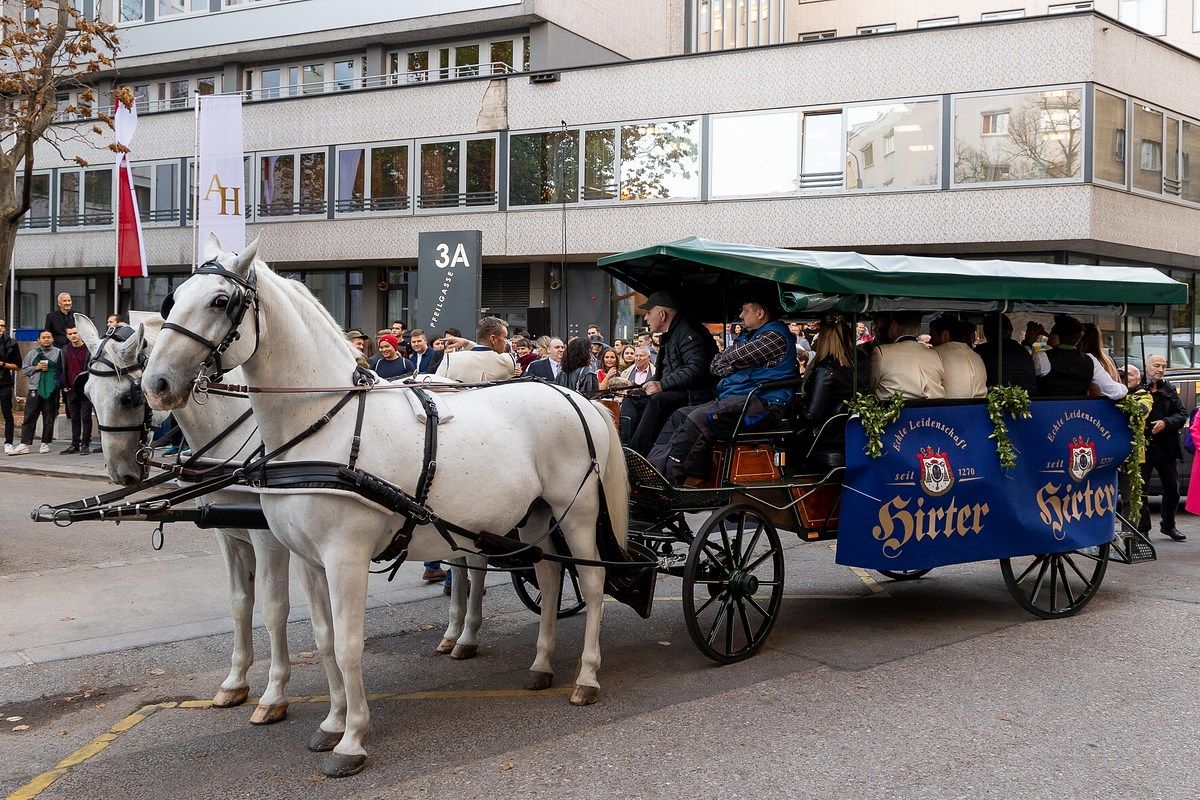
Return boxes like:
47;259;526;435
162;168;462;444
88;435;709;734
718;519;732;560
725;596;734;653
1028;557;1051;604
743;546;777;573
1061;552;1090;584
1015;556;1046;585
731;513;746;567
745;594;770;619
1049;556;1059;613
1058;559;1077;607
740;525;764;569
707;596;733;646
695;589;725;618
736;597;754;645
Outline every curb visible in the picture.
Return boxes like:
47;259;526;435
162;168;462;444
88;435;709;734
0;463;111;482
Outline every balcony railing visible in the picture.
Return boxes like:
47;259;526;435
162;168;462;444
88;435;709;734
797;171;845;189
141;207;182;224
335;195;411;213
242;62;515;103
18;214;52;230
417;190;498;210
58;212;114;227
257;199;328;217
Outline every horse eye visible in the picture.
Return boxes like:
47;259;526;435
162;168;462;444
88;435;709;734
212;295;229;309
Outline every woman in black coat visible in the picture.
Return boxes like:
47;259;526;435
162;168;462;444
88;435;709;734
556;338;599;394
798;314;855;450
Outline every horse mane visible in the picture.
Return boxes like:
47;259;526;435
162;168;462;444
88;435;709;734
253;259;361;362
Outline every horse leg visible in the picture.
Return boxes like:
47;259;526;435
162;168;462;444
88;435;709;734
298;561;347;754
522;509;559;691
321;552;374;778
559;510;609;706
436;557;468;655
249;532;291;725
213;532;254;709
450;553;487;660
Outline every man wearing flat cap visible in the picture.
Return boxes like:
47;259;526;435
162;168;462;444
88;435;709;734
625;291;717;454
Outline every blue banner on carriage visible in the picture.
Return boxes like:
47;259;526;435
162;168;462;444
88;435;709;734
835;399;1132;572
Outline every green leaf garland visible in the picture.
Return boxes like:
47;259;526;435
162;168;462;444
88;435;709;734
985;386;1032;471
1117;391;1151;524
848;392;906;458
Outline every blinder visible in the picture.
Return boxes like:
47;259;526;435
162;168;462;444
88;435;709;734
86;325;153;440
158;257;259;383
160;291;175;320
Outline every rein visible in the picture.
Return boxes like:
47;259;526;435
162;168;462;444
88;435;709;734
159;259;260;383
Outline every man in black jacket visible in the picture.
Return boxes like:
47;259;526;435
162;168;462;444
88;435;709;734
1138;354;1188;541
974;313;1037;393
0;317;21;454
626;292;717;454
44;292;76;348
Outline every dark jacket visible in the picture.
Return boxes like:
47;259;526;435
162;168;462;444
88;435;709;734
656;314;718;403
975;338;1038;394
1037;346;1093;397
799;359;854;451
57;342;91;395
555;365;598;394
44;309;76;349
410;349;442;374
1142;378;1188;460
0;334;20;389
525;357;559;382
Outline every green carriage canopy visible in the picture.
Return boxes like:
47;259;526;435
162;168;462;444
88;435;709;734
597;237;1188;318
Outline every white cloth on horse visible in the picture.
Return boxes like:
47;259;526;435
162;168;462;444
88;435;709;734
392;375;455;425
434;349;518;383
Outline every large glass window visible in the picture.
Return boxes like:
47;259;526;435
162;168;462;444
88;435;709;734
260;154;294;216
371;145;410;210
583;128;617;200
299;152;326;213
418;137;496;210
953;88;1083;183
509;130;580;206
333;60;358;92
337;149;365;211
14;173;51;229
1118;0;1167;35
1132;102;1164;194
1183;120;1200;203
1093;90;1127;186
710;110;800;197
157;0;207;17
619;120;701;201
465;139;496;205
59;169;112;227
302;64;324;94
18;277;98;328
419;141;460;209
800;112;844;188
455;44;480;78
1165;117;1181;195
846;101;940;190
121;0;144;22
490;40;514;72
154;162;180;221
696;0;780;50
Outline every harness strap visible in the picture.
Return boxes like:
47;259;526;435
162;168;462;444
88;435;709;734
373;385;440;578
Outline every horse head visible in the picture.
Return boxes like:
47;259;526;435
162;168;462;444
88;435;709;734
143;233;261;410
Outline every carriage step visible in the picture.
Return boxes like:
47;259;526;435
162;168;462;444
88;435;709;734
1110;529;1157;564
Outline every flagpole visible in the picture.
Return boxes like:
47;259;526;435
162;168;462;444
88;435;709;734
192;95;201;270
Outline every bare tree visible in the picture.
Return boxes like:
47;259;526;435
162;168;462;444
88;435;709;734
0;0;119;315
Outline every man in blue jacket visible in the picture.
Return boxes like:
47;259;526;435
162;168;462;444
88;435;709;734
649;296;796;485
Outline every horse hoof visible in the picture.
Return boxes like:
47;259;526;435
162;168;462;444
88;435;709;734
211;687;249;708
450;643;478;660
525;670;554;691
320;752;367;778
435;638;456;655
570;684;599;706
249;702;288;725
307;728;344;753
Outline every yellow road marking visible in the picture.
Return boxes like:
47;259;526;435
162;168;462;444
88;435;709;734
828;543;891;597
7;687;571;800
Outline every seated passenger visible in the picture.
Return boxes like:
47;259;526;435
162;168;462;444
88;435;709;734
434;316;521;382
930;314;987;399
554;338;600;394
648;296;796;485
1033;315;1093;397
869;311;946;400
973;313;1037;393
795;313;855;453
1078;322;1128;401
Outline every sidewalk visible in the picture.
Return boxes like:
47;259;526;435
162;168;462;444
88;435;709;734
0;445;111;482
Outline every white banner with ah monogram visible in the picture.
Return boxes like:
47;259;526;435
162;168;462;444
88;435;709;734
195;95;246;262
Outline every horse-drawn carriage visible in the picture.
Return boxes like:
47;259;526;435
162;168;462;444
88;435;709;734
32;235;1185;777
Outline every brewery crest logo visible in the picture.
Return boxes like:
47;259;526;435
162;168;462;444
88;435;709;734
917;446;954;496
1067;435;1096;482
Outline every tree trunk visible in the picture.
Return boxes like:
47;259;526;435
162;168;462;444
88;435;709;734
0;217;18;324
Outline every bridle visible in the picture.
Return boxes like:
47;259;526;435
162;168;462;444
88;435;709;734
159;258;260;386
84;325;154;447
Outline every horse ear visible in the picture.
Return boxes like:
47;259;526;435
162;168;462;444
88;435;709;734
74;315;101;354
141;314;164;347
233;236;260;276
117;323;149;363
201;232;224;265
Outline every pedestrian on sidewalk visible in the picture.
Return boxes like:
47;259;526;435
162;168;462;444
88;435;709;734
12;330;62;456
57;325;94;454
0;317;20;454
43;292;76;349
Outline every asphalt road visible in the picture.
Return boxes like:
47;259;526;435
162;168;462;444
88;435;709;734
2;473;1199;800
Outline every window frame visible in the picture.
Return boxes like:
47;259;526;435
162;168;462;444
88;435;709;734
706;108;804;201
414;133;501;214
14;169;54;233
950;84;1088;189
1091;86;1131;190
255;147;329;220
129;158;184;226
1130;100;1166;198
505;125;582;209
57;165;115;230
388;36;521;85
856;23;897;35
798;30;836;41
980;10;1027;21
244;54;368;101
917;17;959;27
1047;2;1094;13
1118;0;1167;36
332;140;416;217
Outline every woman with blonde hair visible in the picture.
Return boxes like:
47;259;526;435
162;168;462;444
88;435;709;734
797;313;855;449
1078;322;1127;400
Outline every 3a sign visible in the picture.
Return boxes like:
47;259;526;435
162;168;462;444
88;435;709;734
415;231;483;337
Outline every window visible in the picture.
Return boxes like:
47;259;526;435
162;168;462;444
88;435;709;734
847;100;941;191
857;24;896;34
1119;0;1166;35
917;17;959;27
1165;117;1181;195
258;150;326;217
333;60;361;92
302;64;324;94
120;0;144;22
508;130;580;206
981;10;1026;20
260;69;281;99
1132;102;1164;193
799;30;836;41
490;40;514;72
953;87;1083;184
17;277;98;328
196;76;216;96
710;110;800;197
1196;0;1200;32
619;120;701;201
1048;2;1093;12
391;39;519;83
14;172;52;230
417;136;498;210
294;271;361;330
800;112;843;188
157;0;208;17
336;143;412;213
129;161;181;223
58;168;113;227
695;0;782;51
583;128;617;200
1183;121;1200;203
1093;90;1127;185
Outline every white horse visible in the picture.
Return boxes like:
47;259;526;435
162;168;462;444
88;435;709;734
141;235;628;778
75;314;293;724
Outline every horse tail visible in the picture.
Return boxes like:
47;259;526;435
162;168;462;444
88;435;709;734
591;400;629;549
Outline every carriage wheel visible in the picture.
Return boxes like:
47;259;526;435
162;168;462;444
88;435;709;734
1000;544;1109;620
682;504;785;664
511;566;586;619
877;569;932;581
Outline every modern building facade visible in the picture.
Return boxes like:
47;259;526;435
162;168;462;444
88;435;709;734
10;2;1200;364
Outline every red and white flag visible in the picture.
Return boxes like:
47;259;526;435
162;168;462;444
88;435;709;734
114;100;147;279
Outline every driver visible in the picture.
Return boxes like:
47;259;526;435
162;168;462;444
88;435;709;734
648;294;795;485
